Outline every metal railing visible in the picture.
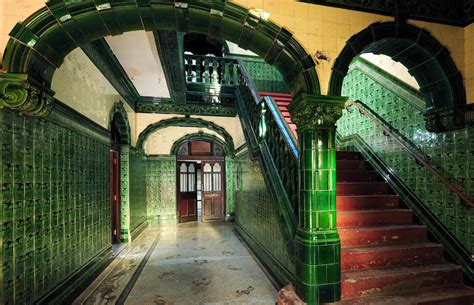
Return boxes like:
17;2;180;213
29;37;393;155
345;100;474;208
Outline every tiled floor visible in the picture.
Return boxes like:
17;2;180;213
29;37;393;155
74;222;277;305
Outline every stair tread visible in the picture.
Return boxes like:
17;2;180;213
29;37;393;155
341;242;442;252
330;285;474;304
339;208;409;213
343;263;462;280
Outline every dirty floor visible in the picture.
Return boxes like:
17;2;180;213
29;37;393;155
74;222;278;305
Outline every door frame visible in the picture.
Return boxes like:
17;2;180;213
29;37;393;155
176;156;226;222
109;149;121;244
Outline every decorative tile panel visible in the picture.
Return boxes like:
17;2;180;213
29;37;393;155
130;150;148;233
0;108;110;304
145;157;177;225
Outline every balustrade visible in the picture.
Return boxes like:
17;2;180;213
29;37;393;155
184;54;239;86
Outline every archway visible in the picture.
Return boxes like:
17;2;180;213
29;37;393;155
329;21;466;132
109;101;132;243
136;117;234;154
1;1;320;116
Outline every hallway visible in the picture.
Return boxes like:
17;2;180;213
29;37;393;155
74;223;277;305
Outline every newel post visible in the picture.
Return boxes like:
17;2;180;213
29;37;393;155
288;94;346;304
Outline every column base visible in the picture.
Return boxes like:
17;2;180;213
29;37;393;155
295;229;341;304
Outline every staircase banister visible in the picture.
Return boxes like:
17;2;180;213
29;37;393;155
345;100;474;208
236;59;261;104
262;95;299;159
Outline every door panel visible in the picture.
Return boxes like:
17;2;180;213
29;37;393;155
177;162;198;223
202;161;225;222
110;150;120;244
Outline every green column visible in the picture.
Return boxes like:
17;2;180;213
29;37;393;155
120;145;131;243
288;94;346;304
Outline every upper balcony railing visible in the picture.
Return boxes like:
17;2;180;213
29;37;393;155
184;54;239;86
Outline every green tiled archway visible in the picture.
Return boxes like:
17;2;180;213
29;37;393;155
136;117;234;154
170;132;233;156
1;0;320;116
329;21;466;132
110;101;131;145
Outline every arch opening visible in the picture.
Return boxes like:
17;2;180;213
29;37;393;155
2;0;320;117
330;22;466;132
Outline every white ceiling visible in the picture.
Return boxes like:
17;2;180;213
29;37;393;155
105;31;171;98
360;53;420;90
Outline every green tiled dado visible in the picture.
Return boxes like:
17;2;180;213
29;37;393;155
234;152;295;282
0;107;110;304
337;57;474;255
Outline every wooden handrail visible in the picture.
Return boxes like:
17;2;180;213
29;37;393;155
345;100;474;208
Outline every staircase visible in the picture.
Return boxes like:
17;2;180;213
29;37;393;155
233;60;474;303
333;151;474;304
259;92;297;137
249;91;474;304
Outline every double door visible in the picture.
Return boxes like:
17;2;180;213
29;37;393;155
177;160;225;223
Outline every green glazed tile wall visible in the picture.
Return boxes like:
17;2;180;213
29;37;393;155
234;153;295;273
337;60;474;254
145;157;177;224
0;108;110;304
225;158;235;217
233;56;290;93
129;151;148;233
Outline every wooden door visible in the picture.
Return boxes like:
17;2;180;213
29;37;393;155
109;150;120;244
202;161;225;222
177;162;198;223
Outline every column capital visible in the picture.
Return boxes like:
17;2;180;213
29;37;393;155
0;73;54;116
288;94;347;130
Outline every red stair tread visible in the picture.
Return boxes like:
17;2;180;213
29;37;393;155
327;285;474;305
338;209;413;227
340;263;464;299
339;225;427;246
259;91;292;98
341;242;444;271
337;195;400;210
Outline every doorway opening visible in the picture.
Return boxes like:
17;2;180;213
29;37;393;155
176;139;226;223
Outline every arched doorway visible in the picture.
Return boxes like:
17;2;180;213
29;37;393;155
109;102;132;243
176;138;226;223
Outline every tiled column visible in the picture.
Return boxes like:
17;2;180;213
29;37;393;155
288;94;346;304
120;145;131;243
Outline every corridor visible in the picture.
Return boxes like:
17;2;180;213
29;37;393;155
74;223;277;305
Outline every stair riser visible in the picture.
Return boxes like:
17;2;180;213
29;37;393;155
339;227;427;247
341;268;463;299
337;160;372;170
338;211;412;227
336;151;363;160
337;183;388;195
337;171;379;182
337;196;400;210
341;245;444;271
